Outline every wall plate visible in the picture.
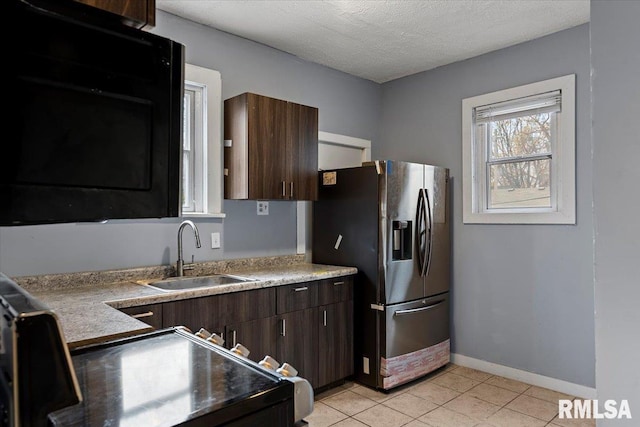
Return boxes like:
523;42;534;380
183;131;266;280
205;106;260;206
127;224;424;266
257;201;269;216
211;232;221;249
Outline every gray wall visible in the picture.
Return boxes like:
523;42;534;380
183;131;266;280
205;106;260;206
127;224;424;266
378;25;594;387
592;1;640;423
0;7;609;394
0;11;381;277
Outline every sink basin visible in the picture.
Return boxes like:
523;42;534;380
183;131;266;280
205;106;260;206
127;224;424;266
139;274;255;292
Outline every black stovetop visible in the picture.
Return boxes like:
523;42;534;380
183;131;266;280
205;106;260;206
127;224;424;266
48;328;292;427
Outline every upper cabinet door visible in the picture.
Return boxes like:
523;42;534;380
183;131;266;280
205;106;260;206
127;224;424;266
224;93;318;200
288;103;319;201
247;94;288;200
73;0;156;29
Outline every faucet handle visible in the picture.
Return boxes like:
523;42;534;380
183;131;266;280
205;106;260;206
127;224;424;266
183;255;196;271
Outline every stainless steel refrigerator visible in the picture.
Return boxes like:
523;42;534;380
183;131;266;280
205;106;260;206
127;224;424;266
312;160;450;390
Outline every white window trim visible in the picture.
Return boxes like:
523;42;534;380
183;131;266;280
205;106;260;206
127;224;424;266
182;82;203;213
182;64;225;218
462;74;576;224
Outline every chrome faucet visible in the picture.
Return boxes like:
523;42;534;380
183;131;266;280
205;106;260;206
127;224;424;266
177;220;201;277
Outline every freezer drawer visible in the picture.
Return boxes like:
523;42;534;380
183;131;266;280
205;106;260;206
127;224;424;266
384;293;449;359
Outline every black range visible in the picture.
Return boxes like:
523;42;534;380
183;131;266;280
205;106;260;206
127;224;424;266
48;328;295;427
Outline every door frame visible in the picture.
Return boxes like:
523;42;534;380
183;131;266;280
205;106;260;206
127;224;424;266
317;131;372;170
297;132;372;257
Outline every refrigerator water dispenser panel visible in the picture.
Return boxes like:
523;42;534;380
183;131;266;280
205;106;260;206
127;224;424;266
392;221;413;260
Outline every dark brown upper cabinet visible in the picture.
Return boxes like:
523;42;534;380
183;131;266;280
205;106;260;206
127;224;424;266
73;0;156;29
224;93;318;201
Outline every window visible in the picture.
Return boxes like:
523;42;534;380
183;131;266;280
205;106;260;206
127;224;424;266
181;64;225;217
462;75;575;224
182;82;203;212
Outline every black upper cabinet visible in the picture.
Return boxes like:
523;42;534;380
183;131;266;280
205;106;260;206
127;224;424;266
1;0;184;226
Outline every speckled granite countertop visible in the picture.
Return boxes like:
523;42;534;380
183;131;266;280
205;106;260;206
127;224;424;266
16;258;356;349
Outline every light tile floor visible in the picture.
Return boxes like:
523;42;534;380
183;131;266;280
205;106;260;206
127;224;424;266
306;364;595;427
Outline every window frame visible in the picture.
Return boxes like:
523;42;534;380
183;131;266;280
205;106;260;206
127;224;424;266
462;74;576;224
182;83;203;213
181;64;225;218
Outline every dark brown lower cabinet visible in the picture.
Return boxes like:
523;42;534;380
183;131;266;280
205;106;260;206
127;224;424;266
318;301;354;388
120;276;354;390
161;288;275;334
226;317;278;364
119;304;163;330
277;308;319;388
161;295;223;334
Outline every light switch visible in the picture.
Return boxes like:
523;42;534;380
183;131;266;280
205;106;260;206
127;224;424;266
211;232;221;249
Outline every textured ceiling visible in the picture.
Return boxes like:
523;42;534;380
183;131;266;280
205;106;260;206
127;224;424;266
157;0;590;83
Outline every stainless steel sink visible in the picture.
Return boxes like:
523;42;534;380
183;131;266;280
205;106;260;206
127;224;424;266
138;274;255;292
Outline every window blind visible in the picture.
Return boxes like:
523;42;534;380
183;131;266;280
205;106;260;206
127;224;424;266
474;90;561;123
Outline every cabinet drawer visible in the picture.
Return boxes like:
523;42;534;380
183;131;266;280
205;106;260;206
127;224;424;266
163;288;276;332
385;293;449;358
276;282;319;314
120;304;163;329
318;276;353;306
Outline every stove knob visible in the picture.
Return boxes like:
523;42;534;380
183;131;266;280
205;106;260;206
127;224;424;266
259;355;280;371
195;328;212;339
276;362;298;377
207;333;225;346
231;343;250;358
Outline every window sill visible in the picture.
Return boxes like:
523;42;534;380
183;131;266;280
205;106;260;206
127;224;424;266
463;210;575;225
181;212;226;219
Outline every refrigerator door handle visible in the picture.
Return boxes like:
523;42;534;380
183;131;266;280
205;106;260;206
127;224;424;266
393;299;445;316
416;189;424;274
424;188;433;278
416;189;429;277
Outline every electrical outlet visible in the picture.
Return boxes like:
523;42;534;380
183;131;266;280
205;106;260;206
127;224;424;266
257;201;269;216
211;232;221;249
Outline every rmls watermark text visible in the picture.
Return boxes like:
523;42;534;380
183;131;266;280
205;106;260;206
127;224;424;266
559;399;632;419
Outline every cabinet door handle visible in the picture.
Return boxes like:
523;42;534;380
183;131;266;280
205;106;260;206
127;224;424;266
131;311;154;319
282;181;286;197
231;330;237;347
290;182;294;199
281;318;286;337
333;281;344;286
294;286;308;292
323;310;327;327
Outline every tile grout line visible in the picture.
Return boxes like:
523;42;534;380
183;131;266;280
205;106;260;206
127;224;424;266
314;364;572;427
428;366;554;425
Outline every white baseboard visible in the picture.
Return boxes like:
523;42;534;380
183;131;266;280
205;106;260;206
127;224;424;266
451;353;596;399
